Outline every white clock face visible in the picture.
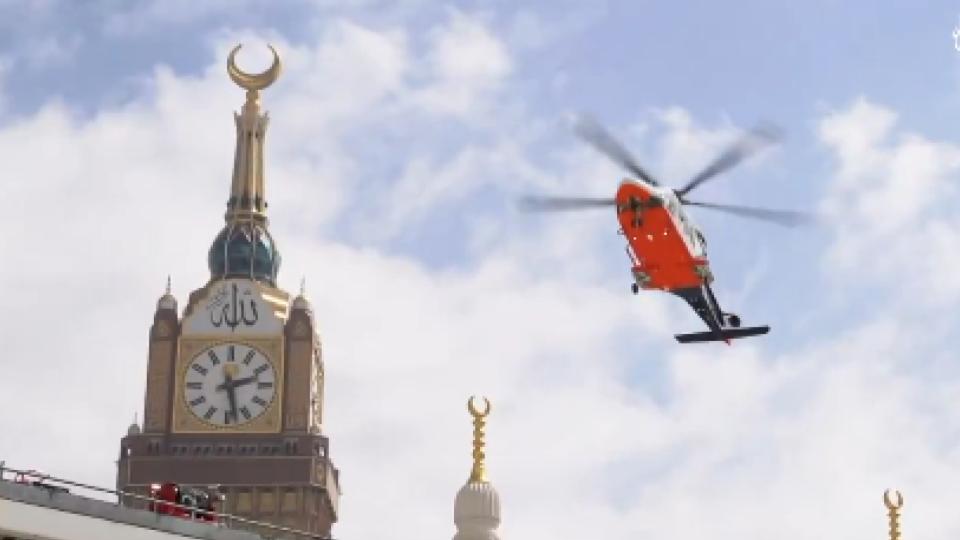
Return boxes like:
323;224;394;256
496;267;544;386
183;343;278;427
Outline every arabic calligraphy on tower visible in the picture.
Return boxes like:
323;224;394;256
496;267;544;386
182;279;284;335
209;282;260;330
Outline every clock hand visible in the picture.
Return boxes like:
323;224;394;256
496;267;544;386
231;376;258;388
221;373;239;423
215;375;258;391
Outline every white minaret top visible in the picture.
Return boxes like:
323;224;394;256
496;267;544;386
453;396;501;540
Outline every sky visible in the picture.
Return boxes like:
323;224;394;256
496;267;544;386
2;1;960;539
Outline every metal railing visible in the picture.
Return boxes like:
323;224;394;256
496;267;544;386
0;461;335;540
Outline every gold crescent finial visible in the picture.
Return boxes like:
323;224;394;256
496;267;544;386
883;489;903;540
467;396;491;483
227;44;282;92
468;395;491;418
884;489;903;510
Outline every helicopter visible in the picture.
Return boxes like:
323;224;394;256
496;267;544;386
522;116;809;344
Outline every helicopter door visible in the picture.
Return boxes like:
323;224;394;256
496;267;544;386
666;198;703;256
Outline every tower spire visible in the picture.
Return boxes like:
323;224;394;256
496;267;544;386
884;489;903;540
207;44;283;286
225;44;282;224
468;396;490;483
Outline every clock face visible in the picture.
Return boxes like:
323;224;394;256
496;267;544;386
182;342;278;427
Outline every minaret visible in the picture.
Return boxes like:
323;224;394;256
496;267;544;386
453;396;502;540
884;489;903;540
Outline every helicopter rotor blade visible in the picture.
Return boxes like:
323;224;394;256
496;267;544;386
573;115;661;186
518;195;616;212
674;125;782;198
681;200;812;227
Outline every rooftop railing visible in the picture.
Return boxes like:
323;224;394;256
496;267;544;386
0;461;335;540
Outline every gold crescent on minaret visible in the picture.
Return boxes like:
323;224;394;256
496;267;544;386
227;44;282;91
883;489;903;510
468;395;491;417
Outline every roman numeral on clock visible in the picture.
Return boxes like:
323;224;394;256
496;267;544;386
186;382;202;390
191;364;208;376
189;395;206;407
257;381;273;389
204;406;218;420
243;350;256;365
252;396;268;407
228;345;236;362
239;406;251;420
207;350;220;365
253;364;269;376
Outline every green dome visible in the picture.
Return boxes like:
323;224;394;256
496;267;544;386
208;222;281;285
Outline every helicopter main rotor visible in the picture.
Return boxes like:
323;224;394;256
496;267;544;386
522;115;810;227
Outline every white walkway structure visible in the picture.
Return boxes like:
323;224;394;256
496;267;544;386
0;479;260;540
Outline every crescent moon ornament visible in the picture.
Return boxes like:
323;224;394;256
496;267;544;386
227;44;282;92
467;395;491;417
883;489;903;510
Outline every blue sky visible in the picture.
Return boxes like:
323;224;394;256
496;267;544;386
2;1;960;539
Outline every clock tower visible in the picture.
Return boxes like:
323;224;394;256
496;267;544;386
116;45;340;537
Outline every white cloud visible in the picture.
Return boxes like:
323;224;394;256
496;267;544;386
818;97;960;306
411;10;512;118
102;0;249;37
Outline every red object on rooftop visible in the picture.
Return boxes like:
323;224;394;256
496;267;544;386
148;482;220;523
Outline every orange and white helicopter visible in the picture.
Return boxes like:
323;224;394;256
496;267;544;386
523;117;808;344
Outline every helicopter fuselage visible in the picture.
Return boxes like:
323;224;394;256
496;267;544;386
617;179;711;292
616;178;769;343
